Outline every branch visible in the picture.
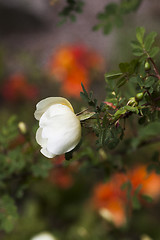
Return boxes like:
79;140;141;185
148;57;160;80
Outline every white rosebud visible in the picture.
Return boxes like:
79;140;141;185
31;232;57;240
34;97;81;158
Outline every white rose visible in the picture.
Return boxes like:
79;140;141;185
34;97;81;158
31;232;57;240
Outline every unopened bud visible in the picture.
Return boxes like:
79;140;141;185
145;61;151;71
127;97;138;106
18;122;27;134
135;92;144;102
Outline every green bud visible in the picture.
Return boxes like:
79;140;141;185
135;92;144;102
145;61;151;71
127;97;138;106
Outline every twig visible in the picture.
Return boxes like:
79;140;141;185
148;57;160;80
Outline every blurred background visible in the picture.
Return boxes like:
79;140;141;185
1;0;160;240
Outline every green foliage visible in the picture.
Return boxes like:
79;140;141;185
131;27;160;59
58;0;84;24
93;0;142;34
0;195;18;232
0;117;53;232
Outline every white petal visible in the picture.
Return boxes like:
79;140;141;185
40;104;81;155
36;127;47;148
31;232;57;240
39;104;74;128
34;97;74;120
40;148;56;158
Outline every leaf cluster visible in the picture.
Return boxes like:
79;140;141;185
58;0;84;24
0;117;53;232
93;0;142;34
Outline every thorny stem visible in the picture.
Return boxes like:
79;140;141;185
148;57;160;80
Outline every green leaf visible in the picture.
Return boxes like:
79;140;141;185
136;27;145;44
129;76;144;87
116;77;127;88
141;194;153;203
124;105;139;114
119;62;129;73
144;76;155;88
149;46;160;58
132;48;144;56
77;111;95;121
105;3;118;15
114;107;127;117
105;71;123;80
120;0;142;13
130;40;142;50
103;22;113;35
92;24;101;31
144;31;157;51
81;82;88;96
132;194;141;209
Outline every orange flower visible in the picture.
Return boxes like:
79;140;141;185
93;173;127;227
92;165;160;227
48;44;104;98
1;73;38;101
129;165;160;199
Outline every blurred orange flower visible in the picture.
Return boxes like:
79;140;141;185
1;73;39;102
93;173;127;227
93;165;160;227
129;165;160;200
48;45;104;98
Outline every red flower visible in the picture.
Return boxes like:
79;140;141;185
2;73;38;101
49;167;73;189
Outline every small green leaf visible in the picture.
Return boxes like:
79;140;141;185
92;25;101;31
132;48;144;56
144;31;157;51
136;27;145;44
116;77;127;88
103;22;113;35
141;194;153;203
132;194;141;209
119;62;129;73
129;76;144;87
149;46;160;58
130;40;142;50
124;105;139;114
77;111;95;121
105;71;123;80
144;76;155;88
114;107;127;117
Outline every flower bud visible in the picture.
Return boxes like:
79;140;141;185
18;122;27;134
145;61;151;71
135;92;144;102
127;97;138;106
34;97;81;158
